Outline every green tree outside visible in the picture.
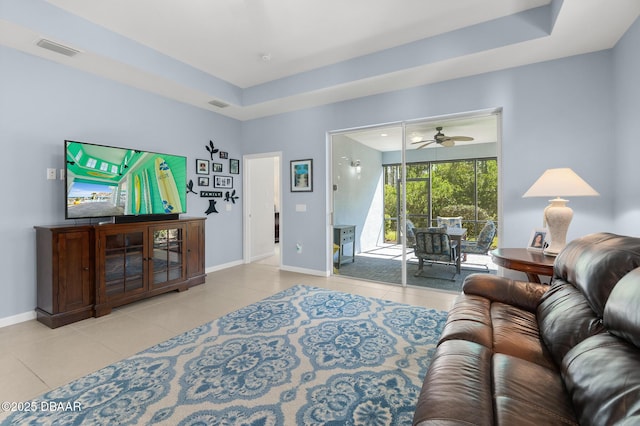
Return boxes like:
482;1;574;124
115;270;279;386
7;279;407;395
384;158;497;243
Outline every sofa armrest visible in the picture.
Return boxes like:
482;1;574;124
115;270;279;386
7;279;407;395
462;274;549;312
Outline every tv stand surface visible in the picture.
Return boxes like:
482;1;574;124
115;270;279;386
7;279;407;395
35;217;206;328
113;213;179;224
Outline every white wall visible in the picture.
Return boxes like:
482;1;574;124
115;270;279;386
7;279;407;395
332;135;385;252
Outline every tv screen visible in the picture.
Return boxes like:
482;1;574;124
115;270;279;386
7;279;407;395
65;140;187;220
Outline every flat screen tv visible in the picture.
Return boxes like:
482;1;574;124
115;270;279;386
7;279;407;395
65;140;187;221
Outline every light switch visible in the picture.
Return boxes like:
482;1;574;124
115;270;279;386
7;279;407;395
295;204;307;212
46;168;56;180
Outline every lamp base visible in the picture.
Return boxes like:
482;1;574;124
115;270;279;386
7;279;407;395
543;198;573;256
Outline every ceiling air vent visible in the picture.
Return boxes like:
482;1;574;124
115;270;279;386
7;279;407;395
208;99;230;109
36;39;80;57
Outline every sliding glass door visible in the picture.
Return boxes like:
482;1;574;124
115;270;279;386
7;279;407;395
331;111;499;290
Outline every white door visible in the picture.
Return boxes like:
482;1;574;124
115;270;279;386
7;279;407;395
244;153;281;263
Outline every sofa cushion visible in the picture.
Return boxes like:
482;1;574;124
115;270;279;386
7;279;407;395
439;292;555;370
554;233;640;315
493;354;577;425
492;302;555;370
438;294;493;348
562;333;640;425
537;280;605;366
604;267;640;348
414;339;493;426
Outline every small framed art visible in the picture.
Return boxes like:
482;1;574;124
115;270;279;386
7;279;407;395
198;176;210;186
213;175;233;189
230;159;239;174
290;159;313;192
196;159;209;175
527;228;548;252
212;163;223;173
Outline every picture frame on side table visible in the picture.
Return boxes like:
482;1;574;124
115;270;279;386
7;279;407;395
527;228;549;252
290;159;313;192
196;159;209;175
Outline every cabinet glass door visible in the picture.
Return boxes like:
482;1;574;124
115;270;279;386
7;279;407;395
151;226;185;287
104;231;145;295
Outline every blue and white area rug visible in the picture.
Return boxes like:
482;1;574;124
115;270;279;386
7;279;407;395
5;285;448;425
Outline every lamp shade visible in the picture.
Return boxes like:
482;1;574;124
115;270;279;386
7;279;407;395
523;168;599;198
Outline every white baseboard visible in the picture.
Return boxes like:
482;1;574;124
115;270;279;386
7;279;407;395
0;310;37;328
206;259;244;273
280;264;330;277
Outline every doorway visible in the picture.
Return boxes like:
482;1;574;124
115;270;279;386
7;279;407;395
243;152;281;266
330;110;500;289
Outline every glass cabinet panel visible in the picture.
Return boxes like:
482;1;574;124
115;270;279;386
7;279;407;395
104;231;144;295
151;226;184;286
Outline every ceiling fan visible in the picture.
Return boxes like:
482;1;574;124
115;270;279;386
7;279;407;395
410;126;474;149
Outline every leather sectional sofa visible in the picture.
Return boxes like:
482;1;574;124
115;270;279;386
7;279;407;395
413;232;640;425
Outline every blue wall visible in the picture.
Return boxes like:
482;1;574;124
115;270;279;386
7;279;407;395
0;46;242;321
243;50;617;273
1;16;638;322
613;17;640;230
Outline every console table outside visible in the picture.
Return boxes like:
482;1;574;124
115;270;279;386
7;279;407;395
333;225;356;268
491;248;555;284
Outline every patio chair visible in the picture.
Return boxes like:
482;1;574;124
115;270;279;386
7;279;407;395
436;216;462;229
460;220;496;270
406;219;416;247
413;226;459;280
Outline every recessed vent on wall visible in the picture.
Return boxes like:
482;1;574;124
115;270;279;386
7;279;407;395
208;99;230;109
36;39;80;57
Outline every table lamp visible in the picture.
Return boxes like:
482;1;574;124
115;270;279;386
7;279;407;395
523;168;599;256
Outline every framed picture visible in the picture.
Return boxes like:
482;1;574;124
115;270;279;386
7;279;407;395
197;176;209;186
213;175;233;189
219;151;228;159
196;159;209;175
528;228;548;252
290;159;313;192
230;159;239;174
212;163;223;173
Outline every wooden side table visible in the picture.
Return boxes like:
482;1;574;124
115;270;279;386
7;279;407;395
490;248;555;283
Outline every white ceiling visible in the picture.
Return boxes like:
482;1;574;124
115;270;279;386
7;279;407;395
43;0;551;88
1;0;639;121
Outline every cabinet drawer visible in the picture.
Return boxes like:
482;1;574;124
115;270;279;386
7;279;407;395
334;226;355;245
341;234;354;244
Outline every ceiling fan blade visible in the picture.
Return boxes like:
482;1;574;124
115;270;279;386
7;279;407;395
416;141;436;149
441;139;455;148
410;139;434;145
449;136;474;141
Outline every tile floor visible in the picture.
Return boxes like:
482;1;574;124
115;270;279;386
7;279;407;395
0;257;457;419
